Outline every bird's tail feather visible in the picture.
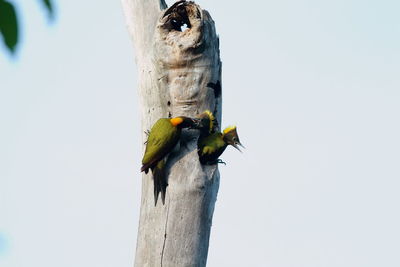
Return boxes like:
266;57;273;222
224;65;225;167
152;160;167;206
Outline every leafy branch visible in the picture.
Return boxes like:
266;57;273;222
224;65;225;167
0;0;54;55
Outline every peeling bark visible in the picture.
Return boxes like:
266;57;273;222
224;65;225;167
121;1;222;266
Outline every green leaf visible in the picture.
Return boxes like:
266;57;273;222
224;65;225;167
0;0;19;53
41;0;54;19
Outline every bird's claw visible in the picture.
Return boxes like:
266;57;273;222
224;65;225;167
217;159;226;165
143;130;151;144
205;159;226;165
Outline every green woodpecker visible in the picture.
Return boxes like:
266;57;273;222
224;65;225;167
197;111;244;164
141;116;201;205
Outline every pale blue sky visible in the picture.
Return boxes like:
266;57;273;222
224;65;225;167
1;0;400;266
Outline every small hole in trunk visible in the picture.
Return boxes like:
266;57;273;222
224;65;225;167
171;19;190;32
181;23;189;32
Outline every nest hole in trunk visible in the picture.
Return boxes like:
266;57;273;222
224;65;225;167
163;1;193;32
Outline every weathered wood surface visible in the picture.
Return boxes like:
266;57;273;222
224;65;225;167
121;0;222;266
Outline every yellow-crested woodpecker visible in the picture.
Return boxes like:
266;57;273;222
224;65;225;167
197;111;244;165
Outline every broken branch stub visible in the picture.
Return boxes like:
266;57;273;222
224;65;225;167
123;1;222;266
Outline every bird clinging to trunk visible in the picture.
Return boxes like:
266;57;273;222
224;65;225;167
141;116;202;205
197;111;244;165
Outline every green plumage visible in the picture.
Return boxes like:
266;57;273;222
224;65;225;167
198;132;228;164
197;110;243;165
141;118;181;172
141;118;181;205
141;116;201;205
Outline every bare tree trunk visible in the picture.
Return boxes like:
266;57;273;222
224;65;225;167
121;0;222;266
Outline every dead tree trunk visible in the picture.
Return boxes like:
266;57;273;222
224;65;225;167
121;0;222;266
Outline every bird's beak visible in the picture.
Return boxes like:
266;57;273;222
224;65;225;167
232;142;244;153
189;118;203;129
